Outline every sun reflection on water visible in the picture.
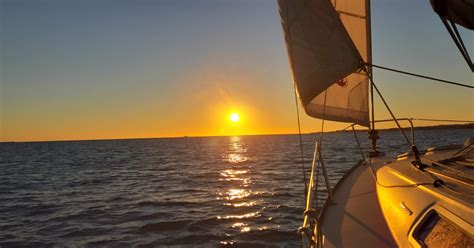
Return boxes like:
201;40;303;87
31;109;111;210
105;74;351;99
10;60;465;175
224;153;248;163
232;222;250;232
232;222;246;228
217;188;251;201
222;136;249;164
220;169;248;177
217;211;260;220
223;201;257;207
218;136;260;234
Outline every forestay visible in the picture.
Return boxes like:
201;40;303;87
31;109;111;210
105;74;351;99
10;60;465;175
279;0;370;126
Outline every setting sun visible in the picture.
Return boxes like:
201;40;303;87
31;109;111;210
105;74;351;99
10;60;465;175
230;113;240;123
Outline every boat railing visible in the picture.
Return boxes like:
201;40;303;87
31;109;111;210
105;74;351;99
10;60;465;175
301;118;416;247
344;118;416;146
346;118;473;156
300;118;473;247
299;141;332;248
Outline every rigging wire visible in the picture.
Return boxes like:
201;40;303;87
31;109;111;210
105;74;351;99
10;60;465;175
294;83;308;196
319;90;334;203
356;78;472;193
313;90;328;210
447;19;472;71
439;17;474;72
316;91;328;248
283;0;308;198
365;63;474;89
352;125;435;188
368;76;413;148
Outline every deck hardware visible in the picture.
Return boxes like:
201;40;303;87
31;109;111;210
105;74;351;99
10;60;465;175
410;145;427;171
400;202;413;216
368;129;380;156
411;160;427;171
304;209;317;219
433;179;445;188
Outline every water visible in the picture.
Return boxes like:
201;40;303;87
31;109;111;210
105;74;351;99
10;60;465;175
1;128;472;247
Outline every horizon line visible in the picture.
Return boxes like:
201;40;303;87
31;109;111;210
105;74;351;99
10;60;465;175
1;123;472;143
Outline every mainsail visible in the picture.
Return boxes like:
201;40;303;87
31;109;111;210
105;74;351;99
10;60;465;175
279;0;370;126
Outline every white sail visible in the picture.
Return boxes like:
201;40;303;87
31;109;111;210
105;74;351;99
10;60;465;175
279;0;370;126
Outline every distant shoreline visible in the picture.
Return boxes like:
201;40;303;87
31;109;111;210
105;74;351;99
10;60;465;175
322;123;474;134
1;123;472;144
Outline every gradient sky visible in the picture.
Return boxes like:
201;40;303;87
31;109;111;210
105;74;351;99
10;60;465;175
1;0;473;142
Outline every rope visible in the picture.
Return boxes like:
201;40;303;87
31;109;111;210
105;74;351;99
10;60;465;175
283;0;308;198
366;63;474;89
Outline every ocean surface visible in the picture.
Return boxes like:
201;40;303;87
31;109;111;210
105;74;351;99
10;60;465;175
1;128;473;247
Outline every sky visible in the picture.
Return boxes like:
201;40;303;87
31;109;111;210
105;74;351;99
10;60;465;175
1;0;473;142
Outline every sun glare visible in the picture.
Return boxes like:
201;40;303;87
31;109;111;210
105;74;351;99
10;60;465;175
230;113;240;123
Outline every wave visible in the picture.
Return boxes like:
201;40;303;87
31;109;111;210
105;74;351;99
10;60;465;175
60;227;109;238
136;200;201;208
138;220;192;233
236;229;297;242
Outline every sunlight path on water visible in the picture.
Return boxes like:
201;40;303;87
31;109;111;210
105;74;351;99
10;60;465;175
217;136;277;244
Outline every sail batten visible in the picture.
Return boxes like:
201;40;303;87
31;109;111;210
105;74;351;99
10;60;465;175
279;0;370;126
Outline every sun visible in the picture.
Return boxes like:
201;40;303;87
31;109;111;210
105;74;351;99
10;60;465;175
230;113;240;123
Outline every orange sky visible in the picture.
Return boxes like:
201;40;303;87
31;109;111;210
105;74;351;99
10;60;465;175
1;1;473;142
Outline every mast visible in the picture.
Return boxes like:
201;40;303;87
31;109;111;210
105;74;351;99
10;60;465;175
366;0;379;155
367;0;373;129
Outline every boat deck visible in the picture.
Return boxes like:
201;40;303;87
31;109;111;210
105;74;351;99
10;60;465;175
319;158;397;248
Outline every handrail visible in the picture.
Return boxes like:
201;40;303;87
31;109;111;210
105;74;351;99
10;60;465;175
318;145;333;202
410;118;474;123
343;117;474;148
342;118;416;145
303;141;319;228
300;141;319;247
300;140;334;248
376;118;415;145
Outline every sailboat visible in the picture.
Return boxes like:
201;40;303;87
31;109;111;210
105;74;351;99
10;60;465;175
277;0;474;247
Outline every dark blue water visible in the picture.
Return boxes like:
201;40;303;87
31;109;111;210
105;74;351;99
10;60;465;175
1;128;472;247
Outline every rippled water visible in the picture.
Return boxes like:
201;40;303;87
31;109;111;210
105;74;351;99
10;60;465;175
1;128;473;247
